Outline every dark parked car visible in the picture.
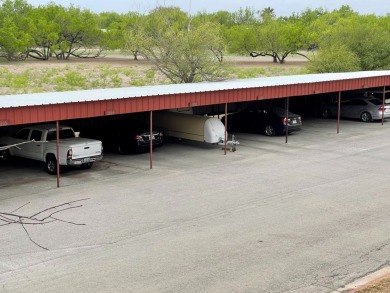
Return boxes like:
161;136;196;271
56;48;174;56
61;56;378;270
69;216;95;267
221;105;302;136
321;96;390;122
79;119;163;154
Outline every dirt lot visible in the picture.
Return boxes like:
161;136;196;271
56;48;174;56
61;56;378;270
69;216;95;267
0;54;308;94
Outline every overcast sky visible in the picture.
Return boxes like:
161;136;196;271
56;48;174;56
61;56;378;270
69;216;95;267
26;0;390;16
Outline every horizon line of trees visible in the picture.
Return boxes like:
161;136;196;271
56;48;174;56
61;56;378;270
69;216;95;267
1;0;389;82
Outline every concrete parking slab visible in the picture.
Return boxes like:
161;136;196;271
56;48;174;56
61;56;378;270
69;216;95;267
0;119;389;293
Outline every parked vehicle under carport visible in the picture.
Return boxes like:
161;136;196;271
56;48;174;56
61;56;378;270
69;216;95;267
0;124;103;174
79;118;164;154
220;105;302;136
321;96;390;122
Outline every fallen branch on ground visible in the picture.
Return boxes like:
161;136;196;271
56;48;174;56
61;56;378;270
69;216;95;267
0;198;90;250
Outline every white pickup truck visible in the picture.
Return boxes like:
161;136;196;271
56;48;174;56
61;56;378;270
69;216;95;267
0;124;103;174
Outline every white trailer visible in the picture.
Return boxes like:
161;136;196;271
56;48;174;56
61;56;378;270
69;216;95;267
153;111;224;143
152;111;238;150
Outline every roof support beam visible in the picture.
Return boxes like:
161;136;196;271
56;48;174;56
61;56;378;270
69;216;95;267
150;111;153;169
285;97;289;144
337;92;341;134
382;86;386;125
224;103;227;155
56;120;60;188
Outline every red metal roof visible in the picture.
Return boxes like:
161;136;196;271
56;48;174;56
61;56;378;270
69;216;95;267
0;71;389;127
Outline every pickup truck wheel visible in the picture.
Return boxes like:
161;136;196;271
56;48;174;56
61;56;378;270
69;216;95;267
81;162;93;169
46;156;57;175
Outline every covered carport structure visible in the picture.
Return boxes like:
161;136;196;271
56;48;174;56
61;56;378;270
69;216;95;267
1;70;390;186
1;71;389;126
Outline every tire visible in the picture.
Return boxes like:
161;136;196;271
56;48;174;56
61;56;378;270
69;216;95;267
46;155;57;175
322;108;332;119
81;162;93;169
361;112;372;122
118;143;130;155
0;146;11;162
264;125;276;136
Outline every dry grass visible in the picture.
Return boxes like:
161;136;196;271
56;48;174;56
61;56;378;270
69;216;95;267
0;57;165;94
0;55;309;95
353;275;390;293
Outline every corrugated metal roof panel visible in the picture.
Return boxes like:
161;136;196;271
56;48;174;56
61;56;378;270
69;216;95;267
1;71;389;109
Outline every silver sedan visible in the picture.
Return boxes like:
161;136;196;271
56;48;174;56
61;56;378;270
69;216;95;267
322;96;390;122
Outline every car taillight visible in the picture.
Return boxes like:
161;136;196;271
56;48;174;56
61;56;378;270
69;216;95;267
378;106;386;111
67;149;72;159
135;135;143;140
281;118;287;125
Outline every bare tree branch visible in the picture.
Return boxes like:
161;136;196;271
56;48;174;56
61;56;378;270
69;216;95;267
21;223;48;251
30;198;89;218
11;202;31;213
50;216;86;226
0;198;90;250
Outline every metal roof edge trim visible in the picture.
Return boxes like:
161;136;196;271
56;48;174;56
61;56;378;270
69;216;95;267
1;70;390;109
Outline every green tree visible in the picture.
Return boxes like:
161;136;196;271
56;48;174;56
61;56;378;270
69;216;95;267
307;43;361;73
0;0;33;60
234;7;258;25
53;5;103;60
288;8;327;51
138;8;227;83
26;4;61;60
193;10;236;28
225;24;257;55
260;7;276;22
314;13;390;71
339;16;390;70
192;8;260;58
146;6;189;32
249;18;311;63
96;11;127;52
115;12;144;59
96;11;123;30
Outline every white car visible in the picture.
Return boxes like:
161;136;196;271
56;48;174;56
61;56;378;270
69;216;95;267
322;96;390;122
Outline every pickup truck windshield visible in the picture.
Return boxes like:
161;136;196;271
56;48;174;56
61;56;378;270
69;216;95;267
47;129;75;141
